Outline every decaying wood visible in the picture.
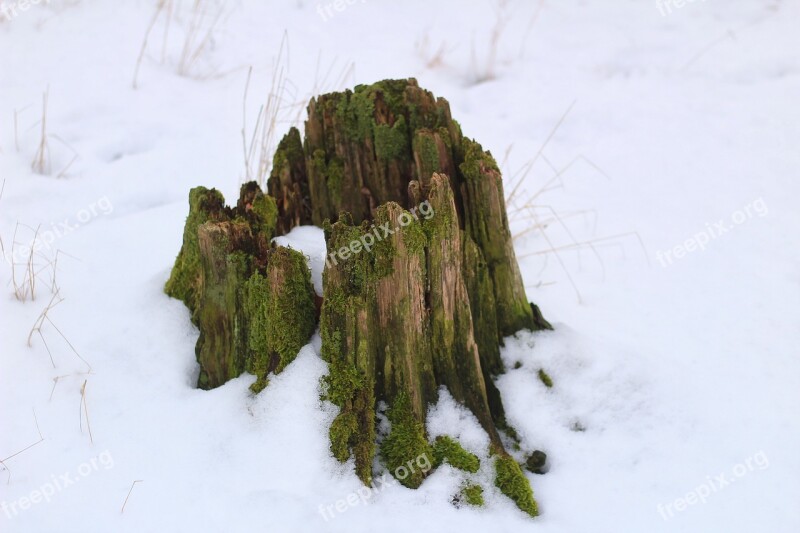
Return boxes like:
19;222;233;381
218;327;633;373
269;79;548;514
167;78;547;516
166;184;316;391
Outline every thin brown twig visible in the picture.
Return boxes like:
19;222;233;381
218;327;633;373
45;314;92;372
133;0;170;89
505;99;576;206
518;231;650;266
31;89;50;175
0;409;44;484
80;380;93;444
121;480;144;513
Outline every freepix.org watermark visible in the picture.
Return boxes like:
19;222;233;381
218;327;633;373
325;200;434;268
3;196;113;265
316;0;368;22
655;197;767;267
1;450;114;520
0;0;49;22
656;0;708;17
318;452;432;522
657;450;769;521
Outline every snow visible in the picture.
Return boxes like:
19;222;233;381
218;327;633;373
1;0;798;531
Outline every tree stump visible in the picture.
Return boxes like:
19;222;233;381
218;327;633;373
167;78;548;517
165;184;316;392
269;79;548;516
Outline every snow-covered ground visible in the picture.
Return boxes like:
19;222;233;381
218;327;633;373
1;1;798;531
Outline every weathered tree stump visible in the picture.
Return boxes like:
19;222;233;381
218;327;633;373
165;184;316;392
269;79;548;516
167;79;548;517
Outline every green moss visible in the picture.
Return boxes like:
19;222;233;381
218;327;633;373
276;127;304;163
327;79;419;145
380;392;432;488
311;149;345;206
353;79;410;119
321;312;377;485
421;183;454;242
432;436;480;473
494;455;539;517
538;369;553;388
164;187;227;312
327;157;345;205
333;89;375;142
462;483;485;506
374;115;409;162
370;205;399;279
458;138;500;183
244;246;316;393
401;217;427;254
413;129;442;180
268;129;305;193
250;193;278;239
329;411;359;461
323;356;363;406
323;216;390;288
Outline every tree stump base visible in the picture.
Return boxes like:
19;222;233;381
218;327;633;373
166;79;550;517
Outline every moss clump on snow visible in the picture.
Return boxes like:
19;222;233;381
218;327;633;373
432;436;480;473
380;393;432;489
494;454;539;517
538;368;553;388
462;483;485;506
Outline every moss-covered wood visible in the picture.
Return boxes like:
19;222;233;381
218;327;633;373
166;183;316;391
319;174;540;515
166;78;548;518
267;79;547;517
269;78;550;339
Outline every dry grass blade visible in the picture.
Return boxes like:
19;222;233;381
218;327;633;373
46;314;92;372
1;409;45;484
177;0;228;78
518;0;546;59
133;0;172;89
31;89;51;175
27;290;93;372
522;205;583;303
290;54;354;126
241;33;292;187
10;222;40;301
28;291;64;366
48;134;81;179
121;480;144;513
49;374;70;401
518;231;650;266
505;99;576;206
515;204;606;279
414;31;451;70
80;380;94;444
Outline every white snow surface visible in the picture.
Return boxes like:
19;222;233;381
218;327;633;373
1;1;798;532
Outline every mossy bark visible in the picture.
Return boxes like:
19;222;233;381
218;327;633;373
195;220;253;389
268;79;546;516
269;78;549;343
166;183;316;391
167;78;546;518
